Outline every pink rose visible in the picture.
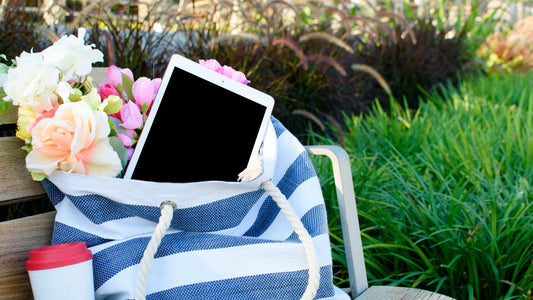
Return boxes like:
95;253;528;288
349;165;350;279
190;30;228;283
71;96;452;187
199;59;223;73
126;147;134;160
199;59;250;85
125;129;135;138
98;82;123;119
152;78;161;98
27;103;59;134
132;77;158;113
119;101;143;130
117;133;132;147
117;134;134;160
25;101;122;177
221;66;250;85
106;65;134;88
98;82;120;100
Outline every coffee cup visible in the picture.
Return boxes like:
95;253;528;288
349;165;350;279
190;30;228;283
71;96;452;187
26;242;95;300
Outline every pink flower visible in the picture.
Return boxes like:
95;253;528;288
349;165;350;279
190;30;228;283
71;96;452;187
27;103;59;134
98;82;122;120
126;147;134;160
199;59;223;73
117;133;132;147
106;65;134;88
125;129;136;138
221;66;250;85
116;134;135;160
132;77;157;113
25;101;122;177
119;101;143;130
199;59;250;85
152;78;161;98
98;81;120;100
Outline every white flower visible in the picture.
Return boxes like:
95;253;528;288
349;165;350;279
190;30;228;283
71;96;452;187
3;51;60;110
55;81;74;103
0;73;7;87
42;28;103;80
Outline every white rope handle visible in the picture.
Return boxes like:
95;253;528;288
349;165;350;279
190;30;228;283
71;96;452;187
261;180;321;300
135;201;177;300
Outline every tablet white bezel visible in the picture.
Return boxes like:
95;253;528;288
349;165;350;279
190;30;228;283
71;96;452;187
123;54;274;182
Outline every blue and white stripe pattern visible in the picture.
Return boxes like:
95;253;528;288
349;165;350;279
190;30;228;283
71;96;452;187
43;118;349;299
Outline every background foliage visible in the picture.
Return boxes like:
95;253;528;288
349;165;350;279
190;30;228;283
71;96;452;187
0;0;506;139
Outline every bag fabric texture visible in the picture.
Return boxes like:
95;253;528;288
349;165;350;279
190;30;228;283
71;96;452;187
43;117;349;299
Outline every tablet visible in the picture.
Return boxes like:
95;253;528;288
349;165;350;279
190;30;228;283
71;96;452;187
123;54;274;183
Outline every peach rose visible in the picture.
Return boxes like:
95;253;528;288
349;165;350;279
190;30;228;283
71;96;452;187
26;101;122;177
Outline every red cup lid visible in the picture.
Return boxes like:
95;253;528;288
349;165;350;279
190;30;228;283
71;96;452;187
26;242;93;271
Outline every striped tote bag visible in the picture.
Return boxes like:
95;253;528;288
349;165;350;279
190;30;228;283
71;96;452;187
42;118;349;299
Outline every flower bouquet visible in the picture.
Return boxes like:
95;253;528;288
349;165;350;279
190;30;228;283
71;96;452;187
0;28;249;181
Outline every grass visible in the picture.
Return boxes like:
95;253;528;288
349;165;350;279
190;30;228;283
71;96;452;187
312;72;533;299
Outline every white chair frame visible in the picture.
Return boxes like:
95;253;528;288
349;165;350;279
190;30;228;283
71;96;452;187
306;146;453;300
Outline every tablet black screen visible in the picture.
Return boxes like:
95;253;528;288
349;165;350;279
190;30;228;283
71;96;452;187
130;67;268;182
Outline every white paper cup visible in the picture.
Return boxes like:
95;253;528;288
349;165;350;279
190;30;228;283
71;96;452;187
26;242;95;300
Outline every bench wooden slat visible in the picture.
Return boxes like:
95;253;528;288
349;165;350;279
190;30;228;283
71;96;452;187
0;211;55;299
357;286;454;300
0;137;46;205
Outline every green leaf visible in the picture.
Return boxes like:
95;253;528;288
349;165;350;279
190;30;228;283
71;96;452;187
81;89;101;110
68;89;83;102
21;144;32;153
121;73;134;101
0;98;10;114
109;116;128;136
0;63;9;74
102;95;123;115
31;172;46;181
108;136;128;169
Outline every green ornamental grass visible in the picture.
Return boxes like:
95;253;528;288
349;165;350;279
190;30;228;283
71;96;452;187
313;72;533;300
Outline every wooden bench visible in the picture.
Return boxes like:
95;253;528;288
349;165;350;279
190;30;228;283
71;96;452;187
0;68;453;299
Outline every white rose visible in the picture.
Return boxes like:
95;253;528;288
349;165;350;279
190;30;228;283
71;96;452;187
3;51;60;109
42;28;104;80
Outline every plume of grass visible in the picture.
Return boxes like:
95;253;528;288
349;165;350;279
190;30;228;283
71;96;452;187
271;37;309;68
299;32;354;54
351;63;391;95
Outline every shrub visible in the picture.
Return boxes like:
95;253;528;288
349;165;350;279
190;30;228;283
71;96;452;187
69;0;190;77
353;13;484;110
0;0;51;58
313;72;533;299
